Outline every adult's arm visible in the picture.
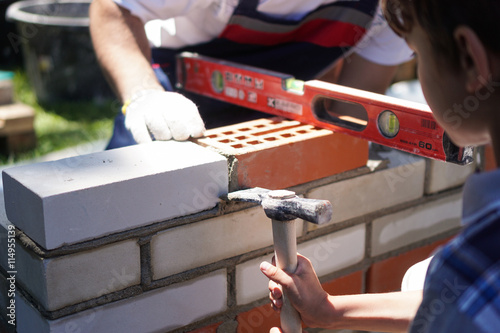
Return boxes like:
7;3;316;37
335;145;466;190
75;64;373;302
89;0;163;102
89;0;205;142
337;52;399;94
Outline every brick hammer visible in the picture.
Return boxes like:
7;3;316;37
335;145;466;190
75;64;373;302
226;187;332;333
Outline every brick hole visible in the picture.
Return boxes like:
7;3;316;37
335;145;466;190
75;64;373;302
281;133;294;138
238;127;251;131
254;124;266;128
247;140;262;145
219;139;233;144
252;125;302;137
231;143;245;149
207;134;219;138
264;137;278;141
235;135;247;140
223;131;234;135
296;130;308;134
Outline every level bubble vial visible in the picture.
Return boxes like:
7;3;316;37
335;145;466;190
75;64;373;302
211;70;224;93
378;110;400;138
284;78;304;94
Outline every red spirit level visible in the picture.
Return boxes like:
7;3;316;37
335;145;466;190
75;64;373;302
176;52;473;165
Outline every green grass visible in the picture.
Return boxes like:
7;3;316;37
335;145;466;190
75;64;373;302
1;68;116;165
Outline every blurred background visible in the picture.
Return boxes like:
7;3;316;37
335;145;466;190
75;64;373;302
0;0;116;165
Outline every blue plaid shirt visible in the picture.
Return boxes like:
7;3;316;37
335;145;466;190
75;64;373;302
409;169;500;333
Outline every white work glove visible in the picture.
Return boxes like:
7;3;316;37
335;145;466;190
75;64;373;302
123;90;206;143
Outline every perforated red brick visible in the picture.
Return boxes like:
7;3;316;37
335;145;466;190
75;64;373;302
195;117;368;190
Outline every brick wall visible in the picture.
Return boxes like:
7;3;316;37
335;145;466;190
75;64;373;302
0;117;477;333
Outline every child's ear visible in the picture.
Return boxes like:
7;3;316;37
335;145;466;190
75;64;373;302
454;26;491;93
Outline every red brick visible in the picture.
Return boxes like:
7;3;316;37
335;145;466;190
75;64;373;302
195;117;368;190
237;303;282;333
322;271;363;296
366;236;454;293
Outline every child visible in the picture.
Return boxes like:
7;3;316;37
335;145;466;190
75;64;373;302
260;0;500;332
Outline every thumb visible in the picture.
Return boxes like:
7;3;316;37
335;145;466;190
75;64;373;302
260;261;292;286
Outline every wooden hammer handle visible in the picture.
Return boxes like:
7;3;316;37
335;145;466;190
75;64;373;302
272;219;302;333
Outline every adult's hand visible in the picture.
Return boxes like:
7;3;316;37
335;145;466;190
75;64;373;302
124;90;206;142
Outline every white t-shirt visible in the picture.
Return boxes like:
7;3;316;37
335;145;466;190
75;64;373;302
114;0;414;66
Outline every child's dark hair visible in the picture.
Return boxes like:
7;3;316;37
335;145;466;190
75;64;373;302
382;0;500;68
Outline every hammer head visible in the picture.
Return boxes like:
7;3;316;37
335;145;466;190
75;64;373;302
226;187;332;225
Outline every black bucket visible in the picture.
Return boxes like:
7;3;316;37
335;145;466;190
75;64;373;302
6;0;114;103
1;0;22;65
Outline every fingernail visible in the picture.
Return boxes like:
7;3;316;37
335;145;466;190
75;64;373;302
260;261;271;271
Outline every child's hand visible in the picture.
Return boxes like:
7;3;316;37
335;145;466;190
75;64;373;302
260;254;334;328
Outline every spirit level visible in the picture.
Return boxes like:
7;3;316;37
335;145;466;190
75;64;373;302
176;52;473;165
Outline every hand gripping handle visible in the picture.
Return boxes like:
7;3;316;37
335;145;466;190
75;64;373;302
225;188;333;333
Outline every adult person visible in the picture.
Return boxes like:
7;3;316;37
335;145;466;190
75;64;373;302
89;0;413;149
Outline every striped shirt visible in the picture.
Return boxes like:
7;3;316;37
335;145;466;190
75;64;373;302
114;0;413;66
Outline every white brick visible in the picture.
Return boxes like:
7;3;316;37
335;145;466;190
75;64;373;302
371;193;462;256
308;152;425;227
425;159;475;194
2;141;228;249
236;255;274;305
16;240;140;311
299;224;366;277
151;207;303;279
16;270;227;333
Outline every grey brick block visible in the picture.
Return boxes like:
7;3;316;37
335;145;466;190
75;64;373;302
2;141;228;249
